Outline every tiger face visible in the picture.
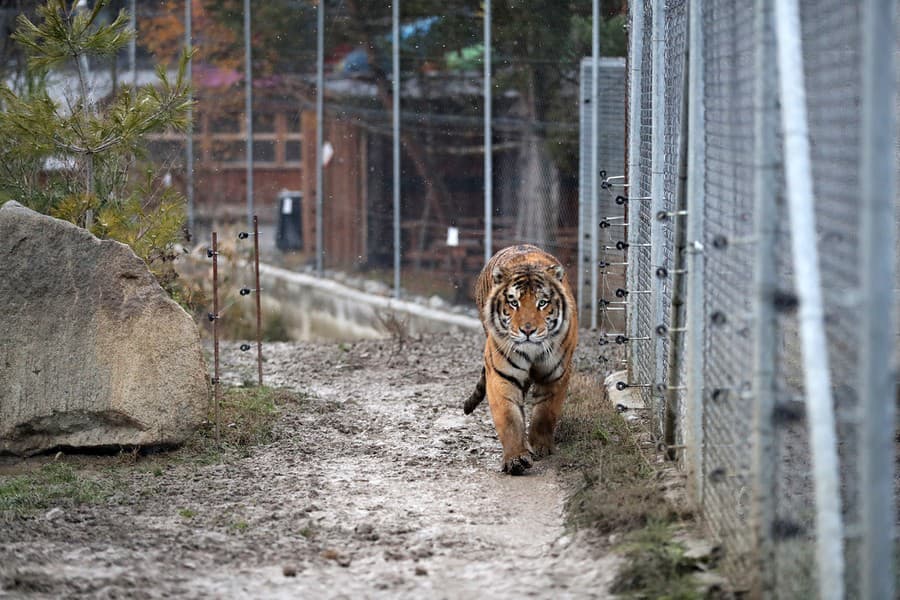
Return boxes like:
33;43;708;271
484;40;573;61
488;264;566;348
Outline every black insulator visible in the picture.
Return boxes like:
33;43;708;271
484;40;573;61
210;376;219;384
598;338;609;346
206;248;215;258
599;220;611;229
599;170;607;179
772;289;799;312
598;355;609;362
240;287;252;296
710;388;728;402
615;195;628;205
616;241;629;251
654;383;666;394
207;312;217;322
238;231;249;240
615;335;628;345
710;311;727;326
615;288;628;298
598;298;610;307
600;180;611;190
772;518;805;540
616;381;629;391
656;267;668;279
615;403;628;412
708;467;727;484
655;324;668;337
773;401;805;424
656;210;669;222
598;261;609;269
712;235;728;250
240;343;251;352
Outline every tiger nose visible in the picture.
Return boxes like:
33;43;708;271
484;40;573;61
522;323;535;335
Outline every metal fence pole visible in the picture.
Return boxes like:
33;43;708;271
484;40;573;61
483;0;492;265
393;0;401;298
589;0;599;330
773;2;845;597
750;0;778;594
683;0;704;507
858;1;897;598
626;0;645;377
315;0;324;275
243;0;253;230
649;0;666;417
129;0;136;89
185;0;194;237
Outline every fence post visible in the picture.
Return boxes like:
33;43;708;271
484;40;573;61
773;2;845;597
589;0;600;330
751;0;778;594
483;0;492;266
858;0;897;598
393;0;402;297
626;0;645;375
649;0;667;429
315;0;324;276
243;0;253;230
683;0;704;508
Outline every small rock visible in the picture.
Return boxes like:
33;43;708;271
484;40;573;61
414;566;428;576
282;565;298;577
43;507;64;521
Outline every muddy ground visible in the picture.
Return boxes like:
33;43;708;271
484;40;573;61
0;330;637;599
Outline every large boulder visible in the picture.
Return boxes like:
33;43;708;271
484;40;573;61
0;201;209;456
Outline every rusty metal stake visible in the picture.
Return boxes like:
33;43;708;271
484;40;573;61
252;215;263;387
211;231;221;446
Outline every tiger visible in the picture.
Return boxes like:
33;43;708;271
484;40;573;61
464;244;578;475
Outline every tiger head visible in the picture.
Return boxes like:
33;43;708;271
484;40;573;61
487;263;567;350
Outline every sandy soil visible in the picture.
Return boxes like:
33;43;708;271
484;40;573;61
0;331;624;599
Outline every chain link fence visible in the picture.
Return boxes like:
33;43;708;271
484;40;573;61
620;0;897;597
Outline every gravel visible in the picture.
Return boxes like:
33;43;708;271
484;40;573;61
0;330;622;599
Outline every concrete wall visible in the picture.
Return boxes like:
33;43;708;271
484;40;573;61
258;264;481;341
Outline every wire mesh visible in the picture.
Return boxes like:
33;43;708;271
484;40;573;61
580;58;629;333
624;0;894;595
631;0;655;409
660;0;687;443
698;1;757;588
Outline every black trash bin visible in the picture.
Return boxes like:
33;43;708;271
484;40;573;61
275;190;303;251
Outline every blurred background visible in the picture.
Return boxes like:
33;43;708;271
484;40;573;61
0;0;628;310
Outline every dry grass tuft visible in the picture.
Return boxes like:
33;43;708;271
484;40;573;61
557;373;676;533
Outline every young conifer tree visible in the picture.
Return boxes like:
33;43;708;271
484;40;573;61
0;0;193;291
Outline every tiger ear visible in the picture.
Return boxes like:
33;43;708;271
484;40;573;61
492;265;508;285
547;264;565;281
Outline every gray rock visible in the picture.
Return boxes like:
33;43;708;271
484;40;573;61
0;201;209;456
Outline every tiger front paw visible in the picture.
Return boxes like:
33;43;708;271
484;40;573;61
501;453;533;476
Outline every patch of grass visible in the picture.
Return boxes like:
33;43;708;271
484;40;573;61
558;373;676;534
610;521;704;599
558;374;709;598
178;507;196;519
184;386;309;459
0;462;115;517
230;519;249;533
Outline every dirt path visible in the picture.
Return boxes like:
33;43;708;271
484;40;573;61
1;332;621;599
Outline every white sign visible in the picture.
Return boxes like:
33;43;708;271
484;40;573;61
282;197;293;214
446;226;459;247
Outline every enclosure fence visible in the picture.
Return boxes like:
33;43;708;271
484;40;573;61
605;0;898;597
